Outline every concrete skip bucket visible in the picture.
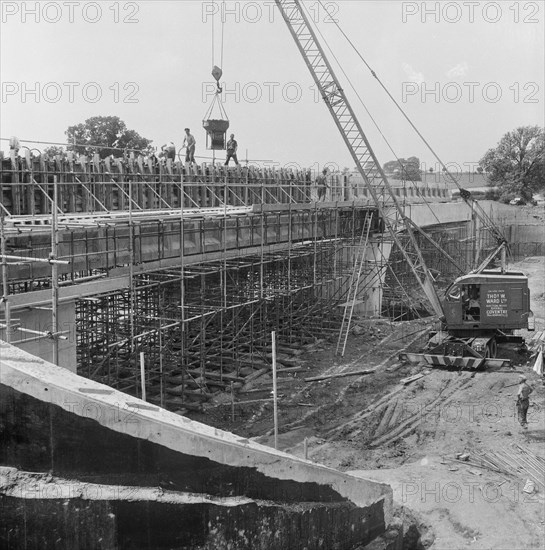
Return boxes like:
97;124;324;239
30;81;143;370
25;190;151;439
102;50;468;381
203;118;230;150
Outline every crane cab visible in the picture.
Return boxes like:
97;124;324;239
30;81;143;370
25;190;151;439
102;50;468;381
443;271;532;335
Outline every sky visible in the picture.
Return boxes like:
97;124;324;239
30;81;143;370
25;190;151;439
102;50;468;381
1;0;543;173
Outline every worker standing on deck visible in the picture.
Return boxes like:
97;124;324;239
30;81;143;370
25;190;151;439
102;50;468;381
161;142;176;161
516;375;533;429
183;128;196;165
316;168;329;201
225;134;240;166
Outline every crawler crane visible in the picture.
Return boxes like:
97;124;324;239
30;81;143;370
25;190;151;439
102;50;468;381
274;0;533;368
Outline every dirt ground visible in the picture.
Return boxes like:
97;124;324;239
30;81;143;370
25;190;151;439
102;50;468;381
196;255;545;549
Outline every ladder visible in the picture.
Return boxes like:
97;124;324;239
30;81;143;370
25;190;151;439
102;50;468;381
336;213;374;357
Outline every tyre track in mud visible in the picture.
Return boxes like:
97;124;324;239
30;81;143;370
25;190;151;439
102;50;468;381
368;373;474;447
323;371;475;450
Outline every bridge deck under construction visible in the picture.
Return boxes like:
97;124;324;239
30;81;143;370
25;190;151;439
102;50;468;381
0;153;478;413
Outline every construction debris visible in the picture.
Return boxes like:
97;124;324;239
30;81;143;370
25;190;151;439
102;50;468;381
304;368;376;383
399;373;424;385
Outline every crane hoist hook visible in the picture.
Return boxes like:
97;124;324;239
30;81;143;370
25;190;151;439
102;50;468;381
203;65;229;150
212;65;223;94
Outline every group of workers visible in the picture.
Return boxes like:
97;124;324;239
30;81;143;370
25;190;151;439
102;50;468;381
160;133;331;201
9;131;332;201
161;129;240;167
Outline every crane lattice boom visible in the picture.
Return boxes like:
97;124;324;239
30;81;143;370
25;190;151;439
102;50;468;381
274;0;444;317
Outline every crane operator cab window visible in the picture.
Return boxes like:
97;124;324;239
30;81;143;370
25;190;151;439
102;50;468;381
446;284;462;302
463;284;481;321
446;283;481;321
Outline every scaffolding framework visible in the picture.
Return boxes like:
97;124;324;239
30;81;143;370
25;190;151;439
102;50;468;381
75;223;374;411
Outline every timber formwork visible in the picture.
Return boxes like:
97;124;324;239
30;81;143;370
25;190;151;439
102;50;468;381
0;155;347;215
0;154;449;218
1;206;374;291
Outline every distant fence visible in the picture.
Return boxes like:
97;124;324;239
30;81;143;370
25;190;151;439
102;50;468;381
505;224;545;258
509;241;545;259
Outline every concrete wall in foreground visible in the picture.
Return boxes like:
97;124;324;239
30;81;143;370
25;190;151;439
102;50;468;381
0;341;393;549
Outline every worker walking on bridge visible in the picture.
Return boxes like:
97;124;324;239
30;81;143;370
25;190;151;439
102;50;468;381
183;128;196;165
225;134;240;166
316;168;329;201
516;375;533;429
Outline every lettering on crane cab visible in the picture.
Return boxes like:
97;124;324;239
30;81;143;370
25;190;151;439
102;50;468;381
485;289;508;317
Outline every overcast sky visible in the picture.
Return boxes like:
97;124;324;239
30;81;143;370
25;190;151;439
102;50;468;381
1;0;543;172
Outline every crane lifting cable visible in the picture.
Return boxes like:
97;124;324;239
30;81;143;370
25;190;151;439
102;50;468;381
203;3;229;150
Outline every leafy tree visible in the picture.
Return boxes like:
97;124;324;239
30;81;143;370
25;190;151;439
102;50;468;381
485;187;501;201
479;126;544;203
66;116;153;159
43;145;65;158
383;157;421;181
382;160;399;174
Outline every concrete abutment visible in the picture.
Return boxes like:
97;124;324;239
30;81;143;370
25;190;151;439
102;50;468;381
0;342;393;549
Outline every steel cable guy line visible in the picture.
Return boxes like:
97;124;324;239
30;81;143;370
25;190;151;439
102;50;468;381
305;2;443;228
317;0;456;175
317;0;507;249
276;0;445;316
